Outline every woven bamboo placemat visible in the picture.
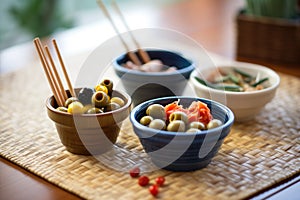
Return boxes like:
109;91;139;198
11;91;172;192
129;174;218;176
0;62;299;200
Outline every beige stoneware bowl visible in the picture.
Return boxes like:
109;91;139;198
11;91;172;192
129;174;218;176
190;62;280;122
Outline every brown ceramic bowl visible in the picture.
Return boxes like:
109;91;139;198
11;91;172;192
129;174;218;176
46;89;131;155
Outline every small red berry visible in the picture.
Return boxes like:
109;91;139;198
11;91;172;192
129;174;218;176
138;175;150;186
149;184;159;196
129;167;140;178
155;176;165;186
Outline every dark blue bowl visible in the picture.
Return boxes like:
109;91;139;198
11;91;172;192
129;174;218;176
113;50;195;106
130;96;234;171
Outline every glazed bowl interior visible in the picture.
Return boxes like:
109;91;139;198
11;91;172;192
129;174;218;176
113;49;195;106
130;96;234;171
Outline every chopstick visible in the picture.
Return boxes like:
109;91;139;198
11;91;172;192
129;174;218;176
52;39;76;98
96;0;150;65
33;37;75;107
111;0;151;63
96;0;141;66
44;46;68;101
34;38;64;107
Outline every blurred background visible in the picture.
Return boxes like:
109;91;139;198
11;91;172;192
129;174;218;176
0;0;180;50
0;0;299;75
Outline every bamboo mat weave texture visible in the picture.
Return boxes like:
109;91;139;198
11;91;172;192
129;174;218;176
0;64;299;200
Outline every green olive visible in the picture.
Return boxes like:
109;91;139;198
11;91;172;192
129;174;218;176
167;120;185;132
100;79;113;95
186;128;202;133
105;102;121;112
92;91;109;108
86;107;103;114
67;101;84;114
189;121;206;130
149;119;166;130
146;104;166;120
169;111;188;124
94;84;108;94
140;116;153;126
207;119;223;129
110;97;125;107
64;97;79;108
82;104;94;113
56;106;68;112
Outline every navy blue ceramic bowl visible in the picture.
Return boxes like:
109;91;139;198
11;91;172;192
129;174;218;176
113;49;195;106
130;96;234;171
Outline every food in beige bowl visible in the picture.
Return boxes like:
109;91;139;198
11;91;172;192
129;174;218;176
190;62;280;122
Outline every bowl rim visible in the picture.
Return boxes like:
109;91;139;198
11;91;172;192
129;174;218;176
46;89;132;117
113;49;195;76
191;62;280;95
130;96;234;136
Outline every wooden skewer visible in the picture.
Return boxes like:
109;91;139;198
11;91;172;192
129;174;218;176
35;38;65;106
137;49;151;64
52;39;76;98
44;46;68;102
96;0;142;66
37;39;67;105
33;38;64;107
111;0;151;64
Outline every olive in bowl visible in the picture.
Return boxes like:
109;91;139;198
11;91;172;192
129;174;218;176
46;89;131;155
190;62;280;122
130;96;234;171
113;49;195;106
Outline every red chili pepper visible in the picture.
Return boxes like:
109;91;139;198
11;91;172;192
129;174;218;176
155;176;165;186
149;184;159;196
138;176;150;186
129;167;140;178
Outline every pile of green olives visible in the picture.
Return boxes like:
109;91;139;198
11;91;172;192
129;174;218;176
56;79;125;114
139;103;223;133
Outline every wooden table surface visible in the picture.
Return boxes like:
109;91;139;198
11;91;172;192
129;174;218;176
0;0;299;199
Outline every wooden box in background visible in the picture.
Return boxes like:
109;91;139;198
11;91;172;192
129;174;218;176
236;13;300;73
